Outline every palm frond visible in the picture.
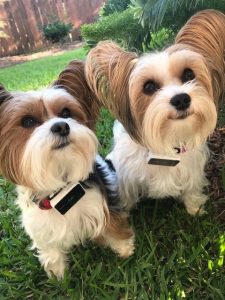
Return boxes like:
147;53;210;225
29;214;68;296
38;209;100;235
130;0;217;31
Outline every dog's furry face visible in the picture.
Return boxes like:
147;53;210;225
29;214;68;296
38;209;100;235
0;87;97;191
129;48;217;154
175;9;225;104
86;10;225;153
86;43;217;155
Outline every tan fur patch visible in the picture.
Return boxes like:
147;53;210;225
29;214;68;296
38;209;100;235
95;206;134;257
106;211;134;241
85;41;141;142
53;60;99;129
46;97;87;125
167;49;213;97
0;95;46;185
96;203;134;242
175;9;225;105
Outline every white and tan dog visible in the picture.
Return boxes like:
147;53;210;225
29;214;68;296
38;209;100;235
85;10;225;214
0;61;134;279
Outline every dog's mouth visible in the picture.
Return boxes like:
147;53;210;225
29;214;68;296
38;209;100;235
52;139;70;150
170;111;192;120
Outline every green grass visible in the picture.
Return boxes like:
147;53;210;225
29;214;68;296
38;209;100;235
0;48;225;300
0;47;86;91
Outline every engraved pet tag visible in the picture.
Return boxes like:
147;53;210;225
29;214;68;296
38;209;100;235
147;153;180;166
50;182;85;215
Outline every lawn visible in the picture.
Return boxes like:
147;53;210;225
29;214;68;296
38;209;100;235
0;47;224;300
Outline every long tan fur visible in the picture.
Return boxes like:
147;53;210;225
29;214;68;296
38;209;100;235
175;9;225;104
53;60;99;130
0;85;12;104
85;41;141;142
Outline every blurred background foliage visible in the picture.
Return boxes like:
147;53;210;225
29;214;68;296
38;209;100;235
131;0;225;32
99;0;131;16
81;0;225;52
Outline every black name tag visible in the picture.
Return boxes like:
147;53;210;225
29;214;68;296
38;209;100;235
52;183;85;215
148;157;180;166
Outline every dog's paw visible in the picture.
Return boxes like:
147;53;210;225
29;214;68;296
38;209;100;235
185;204;207;216
38;249;67;280
116;236;135;258
45;261;65;280
183;193;208;216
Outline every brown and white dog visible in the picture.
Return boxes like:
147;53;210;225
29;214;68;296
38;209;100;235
0;61;134;279
85;10;225;214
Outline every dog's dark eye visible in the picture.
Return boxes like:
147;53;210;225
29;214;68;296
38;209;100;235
143;80;159;95
181;68;195;83
59;108;72;119
21;116;38;128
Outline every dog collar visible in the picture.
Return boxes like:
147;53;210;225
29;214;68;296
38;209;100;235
38;198;53;210
174;146;187;154
147;146;187;167
32;181;85;214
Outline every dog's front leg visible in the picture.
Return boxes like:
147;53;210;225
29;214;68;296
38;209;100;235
97;212;135;258
37;247;68;279
182;192;208;216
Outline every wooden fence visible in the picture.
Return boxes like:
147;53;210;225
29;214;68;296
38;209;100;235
0;0;104;57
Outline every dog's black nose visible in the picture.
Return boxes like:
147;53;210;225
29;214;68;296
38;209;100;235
51;122;70;136
170;93;191;111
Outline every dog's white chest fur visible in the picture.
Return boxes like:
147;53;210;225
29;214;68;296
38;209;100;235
109;127;209;213
145;149;208;199
17;185;106;249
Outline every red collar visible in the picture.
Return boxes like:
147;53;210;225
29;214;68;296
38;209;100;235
32;181;86;211
38;198;52;210
32;186;63;210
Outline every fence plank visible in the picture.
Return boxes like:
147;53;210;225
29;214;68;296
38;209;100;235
0;0;104;57
23;0;43;49
13;0;31;53
18;0;35;49
48;0;59;19
0;3;10;57
55;0;67;22
4;0;22;54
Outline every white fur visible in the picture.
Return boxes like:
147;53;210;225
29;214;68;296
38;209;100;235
21;117;97;192
17;185;107;279
129;51;217;155
14;88;134;279
108;121;209;214
108;50;216;215
142;82;216;155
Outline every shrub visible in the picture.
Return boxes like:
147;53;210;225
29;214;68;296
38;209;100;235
131;0;225;33
42;20;73;43
100;0;131;16
81;8;149;52
148;28;175;51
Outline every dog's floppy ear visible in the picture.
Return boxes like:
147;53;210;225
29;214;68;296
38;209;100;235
175;9;225;105
85;41;141;143
0;85;12;105
53;60;99;129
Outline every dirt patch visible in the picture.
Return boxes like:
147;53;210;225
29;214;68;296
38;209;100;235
0;41;84;69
